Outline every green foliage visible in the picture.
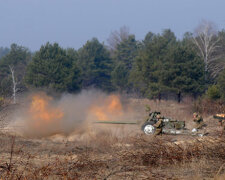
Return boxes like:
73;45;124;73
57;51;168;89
25;43;81;92
0;77;11;96
0;96;4;106
206;85;221;100
113;35;137;70
0;47;10;59
65;48;82;91
130;30;205;98
66;48;78;60
164;44;205;96
218;69;225;99
0;44;31;96
67;61;82;92
77;38;113;91
111;62;128;91
131;30;176;97
1;28;223;100
112;35;138;91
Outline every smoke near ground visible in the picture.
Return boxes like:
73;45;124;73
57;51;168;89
7;90;140;138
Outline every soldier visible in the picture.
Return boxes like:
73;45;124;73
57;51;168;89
153;114;163;136
219;119;225;136
145;105;151;113
193;112;204;130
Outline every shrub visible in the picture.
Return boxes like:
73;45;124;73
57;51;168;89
0;96;4;106
193;97;225;114
218;70;225;100
206;85;221;100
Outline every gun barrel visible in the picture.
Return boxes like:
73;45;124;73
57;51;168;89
213;115;225;120
94;121;137;125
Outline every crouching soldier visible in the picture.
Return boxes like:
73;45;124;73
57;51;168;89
153;114;163;136
219;119;225;137
193;112;205;131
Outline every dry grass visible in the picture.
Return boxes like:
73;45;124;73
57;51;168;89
131;98;194;122
0;131;225;179
193;98;225;115
0;97;225;179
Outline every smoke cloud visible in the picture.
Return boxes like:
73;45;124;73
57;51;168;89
8;90;140;138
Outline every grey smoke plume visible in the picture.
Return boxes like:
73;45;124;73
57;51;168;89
9;89;139;138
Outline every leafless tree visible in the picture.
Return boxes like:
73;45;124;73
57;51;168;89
208;58;225;79
208;30;225;78
107;26;130;52
193;20;222;79
9;65;18;104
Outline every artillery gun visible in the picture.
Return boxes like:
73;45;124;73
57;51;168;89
95;111;206;136
141;111;186;135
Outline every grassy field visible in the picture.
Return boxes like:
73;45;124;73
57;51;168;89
0;97;225;179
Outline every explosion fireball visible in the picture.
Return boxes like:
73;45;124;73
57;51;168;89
13;91;132;138
90;95;123;121
27;93;64;136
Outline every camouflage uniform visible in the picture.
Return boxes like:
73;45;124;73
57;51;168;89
193;112;204;129
153;115;163;136
219;119;225;136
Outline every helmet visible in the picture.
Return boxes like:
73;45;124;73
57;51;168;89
193;112;198;117
145;105;151;112
156;114;161;119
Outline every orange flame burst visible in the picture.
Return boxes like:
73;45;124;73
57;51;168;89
91;95;123;121
29;93;64;129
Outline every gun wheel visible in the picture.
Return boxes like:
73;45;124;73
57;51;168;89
143;123;155;135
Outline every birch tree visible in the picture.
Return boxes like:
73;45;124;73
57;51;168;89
0;44;31;98
209;31;225;79
193;20;221;80
9;65;18;104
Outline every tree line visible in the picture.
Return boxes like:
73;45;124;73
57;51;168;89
0;21;225;102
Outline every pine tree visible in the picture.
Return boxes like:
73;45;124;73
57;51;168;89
25;43;81;92
77;38;113;91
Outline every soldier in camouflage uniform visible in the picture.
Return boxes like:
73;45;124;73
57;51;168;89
193;112;204;129
153;114;163;136
219;119;225;136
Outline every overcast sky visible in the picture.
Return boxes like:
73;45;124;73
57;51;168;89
0;0;224;51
